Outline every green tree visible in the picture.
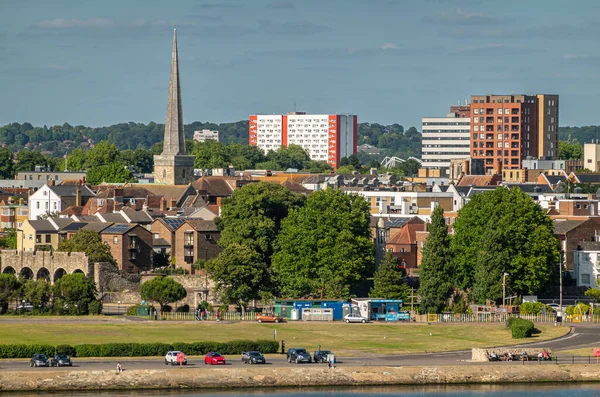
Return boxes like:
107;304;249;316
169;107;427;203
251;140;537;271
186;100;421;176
216;182;305;265
452;187;560;296
85;141;120;168
369;252;410;299
0;273;21;314
584;288;600;303
273;189;375;299
15;150;50;172
21;279;52;311
418;206;454;313
558;140;583;160
57;230;116;265
53;273;99;315
140;276;187;311
335;165;356;174
471;227;512;304
347;154;361;170
206;243;268;311
0;147;15;179
0;228;17;249
86;162;136;185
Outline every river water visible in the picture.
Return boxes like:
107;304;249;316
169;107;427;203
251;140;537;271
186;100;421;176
20;384;600;397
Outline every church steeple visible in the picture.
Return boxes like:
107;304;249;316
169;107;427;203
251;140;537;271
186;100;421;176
153;28;195;185
162;27;186;156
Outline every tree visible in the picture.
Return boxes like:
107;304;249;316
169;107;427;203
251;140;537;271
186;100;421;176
347;154;361;170
452;187;560;296
153;251;170;268
0;147;15;179
418;206;454;313
85;141;120;168
0;228;17;249
21;279;52;311
206;243;268;311
140;276;187;311
273;189;375;299
558;140;583;160
369;252;410;300
53;273;99;315
57;230;116;265
86;162;136;185
15;150;50;172
0;273;21;314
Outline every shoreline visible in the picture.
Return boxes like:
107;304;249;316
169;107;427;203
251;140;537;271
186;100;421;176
3;365;600;391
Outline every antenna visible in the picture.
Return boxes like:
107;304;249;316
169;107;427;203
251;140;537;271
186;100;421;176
293;100;297;112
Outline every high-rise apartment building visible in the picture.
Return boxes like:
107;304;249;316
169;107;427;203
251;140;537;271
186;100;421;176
469;94;558;174
249;112;357;168
421;106;471;170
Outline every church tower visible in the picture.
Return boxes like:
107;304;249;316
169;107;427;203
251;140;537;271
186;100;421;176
153;28;195;185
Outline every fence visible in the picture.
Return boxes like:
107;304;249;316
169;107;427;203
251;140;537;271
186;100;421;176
148;311;258;321
418;312;600;324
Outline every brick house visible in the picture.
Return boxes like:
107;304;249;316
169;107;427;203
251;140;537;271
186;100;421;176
100;223;153;274
150;218;188;258
385;222;426;271
173;219;221;273
554;219;600;272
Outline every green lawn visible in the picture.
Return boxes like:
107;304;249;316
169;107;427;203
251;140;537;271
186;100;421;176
0;317;570;356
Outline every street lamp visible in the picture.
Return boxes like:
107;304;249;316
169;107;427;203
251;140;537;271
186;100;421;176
502;273;509;308
117;301;121;315
204;247;208;302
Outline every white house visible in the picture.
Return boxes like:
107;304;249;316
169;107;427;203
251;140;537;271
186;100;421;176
573;242;600;288
28;184;95;220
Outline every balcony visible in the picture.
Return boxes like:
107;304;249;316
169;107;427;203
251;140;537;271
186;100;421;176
486;117;494;123
511;134;519;140
511;117;519;123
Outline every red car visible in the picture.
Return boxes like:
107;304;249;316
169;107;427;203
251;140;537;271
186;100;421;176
204;352;226;365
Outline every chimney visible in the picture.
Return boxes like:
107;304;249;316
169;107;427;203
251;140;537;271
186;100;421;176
462;160;470;176
495;161;502;176
82;176;86;184
75;187;82;207
522;167;528;183
47;180;55;187
160;197;167;212
169;198;177;209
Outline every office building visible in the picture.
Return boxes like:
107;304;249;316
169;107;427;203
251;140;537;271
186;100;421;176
422;106;471;170
249;112;357;168
193;129;220;143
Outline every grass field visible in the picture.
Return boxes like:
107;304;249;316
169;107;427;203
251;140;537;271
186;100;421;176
0;317;570;355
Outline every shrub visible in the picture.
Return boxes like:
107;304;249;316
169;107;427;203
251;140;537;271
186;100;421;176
506;317;519;328
0;340;280;358
88;300;103;315
126;305;141;316
511;318;535;338
176;304;190;313
520;302;544;315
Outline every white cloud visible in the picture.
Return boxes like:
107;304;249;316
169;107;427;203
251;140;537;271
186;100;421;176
380;42;398;50
36;18;114;29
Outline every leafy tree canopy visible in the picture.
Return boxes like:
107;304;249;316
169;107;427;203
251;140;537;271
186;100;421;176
0;228;17;249
273;189;375;299
0;273;21;314
0;147;15;179
57;230;116;265
369;251;410;300
53;273;98;315
451;187;560;299
140;276;187;311
558;140;583;160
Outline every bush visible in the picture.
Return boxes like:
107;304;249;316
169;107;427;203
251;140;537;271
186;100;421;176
506;317;519;328
176;304;190;313
520;302;544;315
0;340;280;358
126;305;141;316
88;300;103;315
511;318;535;338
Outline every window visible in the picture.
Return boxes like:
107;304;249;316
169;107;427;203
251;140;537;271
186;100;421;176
184;232;194;247
36;202;40;209
43;191;47;196
473;108;479;114
474;126;479;132
45;234;51;243
53;202;57;210
497;109;503;114
582;273;591;285
113;236;119;244
504;109;509;114
154;233;159;239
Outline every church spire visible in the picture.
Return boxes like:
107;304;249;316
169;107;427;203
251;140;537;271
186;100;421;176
162;27;186;155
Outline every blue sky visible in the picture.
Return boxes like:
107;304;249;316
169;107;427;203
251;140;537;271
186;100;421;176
1;0;599;129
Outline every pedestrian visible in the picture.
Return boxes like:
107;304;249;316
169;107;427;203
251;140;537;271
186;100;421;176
216;310;220;322
116;362;123;373
177;352;185;368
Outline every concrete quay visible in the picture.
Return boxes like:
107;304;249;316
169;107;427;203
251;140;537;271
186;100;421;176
2;365;600;391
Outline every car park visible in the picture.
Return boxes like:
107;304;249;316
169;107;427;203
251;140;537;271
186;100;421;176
205;352;226;365
287;348;312;364
256;313;283;323
30;354;50;367
313;350;332;363
241;351;266;364
344;313;369;323
50;354;72;367
165;351;187;366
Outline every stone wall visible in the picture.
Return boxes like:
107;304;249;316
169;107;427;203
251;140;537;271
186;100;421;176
140;274;216;309
2;365;600;391
94;262;141;304
0;250;91;282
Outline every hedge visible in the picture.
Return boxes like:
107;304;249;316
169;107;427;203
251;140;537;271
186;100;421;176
510;318;535;338
0;340;279;358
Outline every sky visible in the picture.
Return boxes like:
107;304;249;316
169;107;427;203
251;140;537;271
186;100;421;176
1;0;599;129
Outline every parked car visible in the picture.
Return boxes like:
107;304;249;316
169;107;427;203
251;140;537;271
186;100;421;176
313;350;333;363
30;354;50;367
344;313;369;323
256;313;283;323
547;304;560;312
241;351;266;364
287;348;312;364
17;302;33;311
50;354;72;367
165;351;187;366
205;352;226;365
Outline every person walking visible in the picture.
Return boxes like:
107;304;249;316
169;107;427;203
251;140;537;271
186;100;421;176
116;362;123;373
176;352;185;368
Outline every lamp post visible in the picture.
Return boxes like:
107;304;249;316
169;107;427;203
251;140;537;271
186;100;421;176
559;251;563;313
117;301;121;315
204;246;208;302
502;273;509;309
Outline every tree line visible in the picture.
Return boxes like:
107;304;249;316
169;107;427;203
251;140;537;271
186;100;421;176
419;188;560;313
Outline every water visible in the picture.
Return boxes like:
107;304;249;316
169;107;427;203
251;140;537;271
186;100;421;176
19;384;600;397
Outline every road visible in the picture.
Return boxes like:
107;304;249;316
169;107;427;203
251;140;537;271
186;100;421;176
3;325;600;372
